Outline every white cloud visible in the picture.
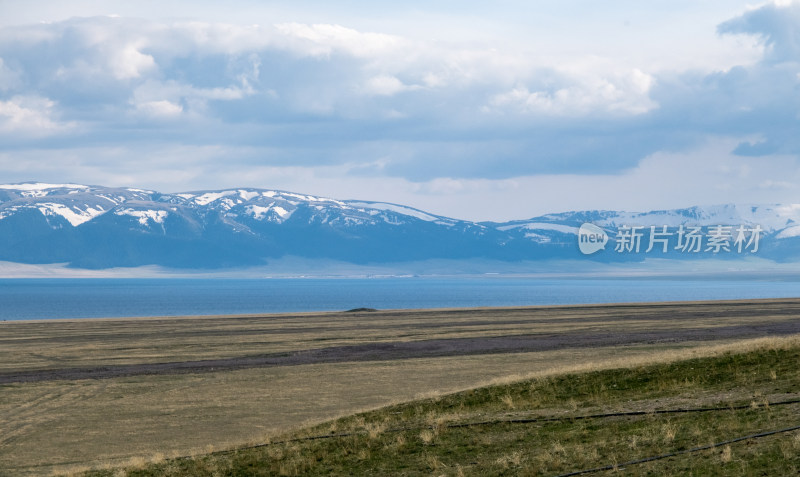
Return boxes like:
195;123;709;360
109;42;156;79
135;99;183;118
134;79;245;102
487;67;657;116
129;78;258;119
717;1;800;64
0;95;72;136
274;22;405;58
169;22;271;55
0;5;796;222
0;17;666;123
363;74;417;96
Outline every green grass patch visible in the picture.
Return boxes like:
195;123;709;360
86;344;800;476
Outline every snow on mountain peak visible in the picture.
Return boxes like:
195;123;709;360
238;189;260;201
520;203;800;235
0;182;88;191
193;191;237;206
37;202;105;226
246;204;294;222
498;222;577;234
345;201;444;223
115;208;168;226
0;183;90;198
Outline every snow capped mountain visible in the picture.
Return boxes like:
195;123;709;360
0;183;155;228
0;182;501;268
0;183;467;231
509;204;800;234
1;182;799;269
0;182;91;196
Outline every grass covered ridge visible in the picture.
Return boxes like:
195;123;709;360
84;336;800;476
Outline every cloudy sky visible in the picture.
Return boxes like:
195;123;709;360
0;1;798;220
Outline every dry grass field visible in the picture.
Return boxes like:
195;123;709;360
2;299;800;475
107;334;800;476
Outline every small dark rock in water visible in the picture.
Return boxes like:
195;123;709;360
346;307;378;313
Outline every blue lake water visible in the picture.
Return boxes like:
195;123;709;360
1;278;800;320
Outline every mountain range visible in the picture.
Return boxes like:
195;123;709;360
1;182;800;270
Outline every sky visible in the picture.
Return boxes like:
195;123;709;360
0;1;798;221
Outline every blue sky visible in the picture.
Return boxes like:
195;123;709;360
0;1;798;220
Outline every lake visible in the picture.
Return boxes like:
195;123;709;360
2;277;800;320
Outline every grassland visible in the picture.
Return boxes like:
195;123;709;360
1;299;800;475
88;335;800;476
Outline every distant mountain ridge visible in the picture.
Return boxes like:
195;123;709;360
1;182;799;269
